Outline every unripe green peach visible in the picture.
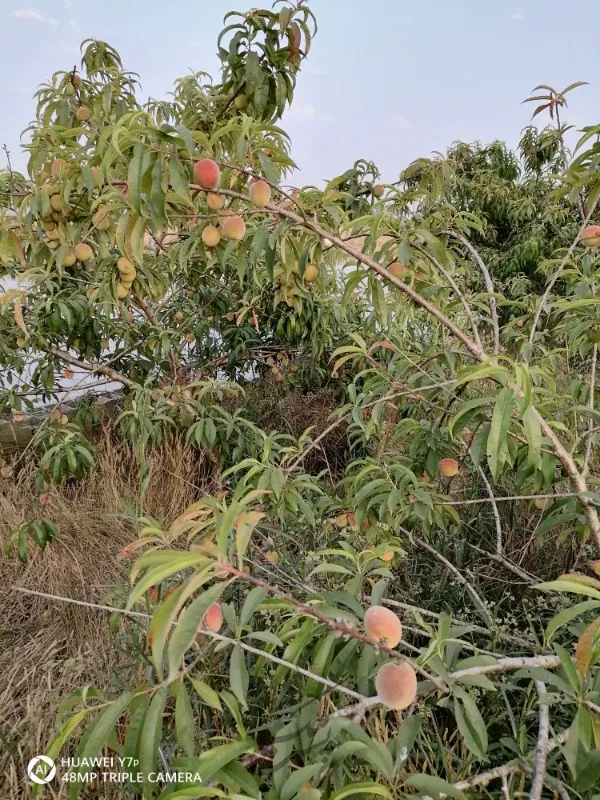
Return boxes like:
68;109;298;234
373;184;384;198
115;283;129;300
375;661;417;710
234;94;249;110
364;605;403;648
50;194;64;212
63;250;77;267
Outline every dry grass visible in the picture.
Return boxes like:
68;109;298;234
0;430;214;799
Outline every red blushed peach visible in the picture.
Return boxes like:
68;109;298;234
51;158;69;178
373;184;384;198
207;192;224;210
439;458;459;477
194;158;221;190
202;602;223;632
387;262;405;277
581;225;600;247
364;605;403;648
222;215;246;241
375;661;417;710
249;179;271;207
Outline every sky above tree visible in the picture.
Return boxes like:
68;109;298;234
2;0;599;186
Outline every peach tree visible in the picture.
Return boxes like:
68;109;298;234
3;2;600;798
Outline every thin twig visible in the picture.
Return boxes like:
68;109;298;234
528;193;600;347
407;532;493;627
412;241;483;352
443;229;500;355
10;585;366;701
477;465;504;555
583;343;597;476
221;564;447;692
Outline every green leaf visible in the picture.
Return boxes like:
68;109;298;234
281;764;323;800
239;586;268;627
405;775;467;800
167;581;228;678
486;387;515;478
175;680;196;758
189;677;222;711
67;692;132;798
229;645;249;709
329;782;393;800
127;143;144;215
522;405;542;468
536;579;600;601
453;686;488;759
544;600;600;645
139;686;168;793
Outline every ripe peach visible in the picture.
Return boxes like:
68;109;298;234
373;185;384;198
582;226;600;247
249;179;271;208
47;228;60;242
74;243;94;262
12;411;25;423
202;225;221;247
63;368;74;379
90;167;102;187
380;550;395;563
218;209;235;228
117;257;135;275
375;661;418;710
185;332;195;343
387;262;405;277
72;74;82;89
194;158;221;190
364;605;402;648
439;458;459;477
147;586;159;604
63;250;76;267
203;602;223;632
50;194;64;212
222;215;246;241
207;192;225;210
92;205;111;231
76;106;90;122
303;264;318;283
51;159;69;178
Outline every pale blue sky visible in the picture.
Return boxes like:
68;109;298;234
2;1;599;185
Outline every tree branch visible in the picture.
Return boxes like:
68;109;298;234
529;681;549;800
